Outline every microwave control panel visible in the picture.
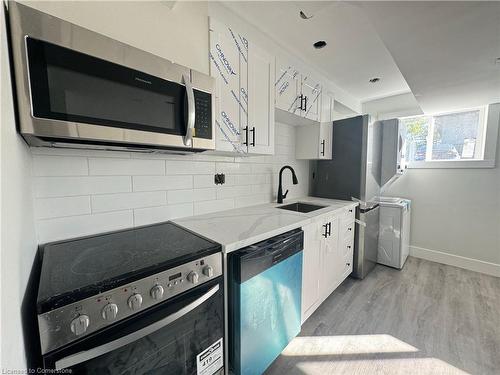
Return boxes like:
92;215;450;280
194;90;212;139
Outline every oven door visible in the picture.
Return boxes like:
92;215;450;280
43;278;224;375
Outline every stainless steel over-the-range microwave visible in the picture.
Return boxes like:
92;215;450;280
8;2;215;153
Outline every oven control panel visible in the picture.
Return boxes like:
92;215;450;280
38;252;223;355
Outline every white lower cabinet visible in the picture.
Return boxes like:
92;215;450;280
301;206;356;323
301;222;322;321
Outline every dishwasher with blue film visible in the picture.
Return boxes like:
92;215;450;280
228;228;303;375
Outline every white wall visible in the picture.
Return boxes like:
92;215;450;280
383;105;500;275
1;3;38;371
362;91;423;120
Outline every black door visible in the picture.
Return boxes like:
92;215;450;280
26;37;187;135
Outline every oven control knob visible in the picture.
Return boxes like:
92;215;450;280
187;271;199;284
101;303;118;321
70;314;90;336
127;293;143;310
150;285;164;301
202;265;214;278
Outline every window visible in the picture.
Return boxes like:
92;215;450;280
399;106;497;168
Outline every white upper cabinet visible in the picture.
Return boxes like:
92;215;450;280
209;18;246;153
301;75;321;122
295;122;332;160
209;18;274;155
320;92;336;123
318;122;333;159
247;42;275;155
275;57;323;123
275;60;301;115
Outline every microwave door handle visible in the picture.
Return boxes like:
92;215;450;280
183;74;196;147
54;284;219;370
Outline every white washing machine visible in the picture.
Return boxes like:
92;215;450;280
377;197;411;269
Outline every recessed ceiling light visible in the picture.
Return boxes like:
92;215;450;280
313;41;327;49
300;11;313;20
369;77;381;83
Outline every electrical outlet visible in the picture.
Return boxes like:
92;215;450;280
214;173;225;185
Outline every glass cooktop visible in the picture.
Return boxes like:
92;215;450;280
37;222;220;313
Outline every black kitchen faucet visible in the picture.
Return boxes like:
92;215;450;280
277;165;298;204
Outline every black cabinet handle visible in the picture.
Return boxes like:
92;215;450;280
298;94;304;111
243;126;249;146
250;127;256;147
321;140;325;156
304;96;308;111
322;223;328;238
349;209;353;213
327;222;332;237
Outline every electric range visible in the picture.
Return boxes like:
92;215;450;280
36;221;224;374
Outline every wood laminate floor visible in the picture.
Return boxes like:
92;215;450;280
265;257;500;375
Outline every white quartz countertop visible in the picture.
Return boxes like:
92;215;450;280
173;197;358;253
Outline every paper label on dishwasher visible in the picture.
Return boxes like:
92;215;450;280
197;338;223;375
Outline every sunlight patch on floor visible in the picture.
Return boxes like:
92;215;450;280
295;357;470;375
282;334;419;356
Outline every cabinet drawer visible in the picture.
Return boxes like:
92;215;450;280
341;221;355;240
342;244;354;279
342;236;354;257
342;206;355;223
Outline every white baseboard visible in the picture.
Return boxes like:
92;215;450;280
410;246;500;277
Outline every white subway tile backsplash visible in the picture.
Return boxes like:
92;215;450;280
133;175;193;192
89;158;165;176
252;184;273;195
251;163;274;174
166;160;215;175
35;196;91;219
37;210;134;243
193;174;236;188
194;198;234;215
33;155;89;177
31;123;309;243
167;189;194;204
30;147;132;159
134;203;193;226
216;162;252;174
92;191;166;213
234;174;267;186
216;185;253;199
193;175;215;188
167;188;216;204
194;188;217;202
234;193;272;208
34;176;132;198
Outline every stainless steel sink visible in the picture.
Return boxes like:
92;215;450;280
277;202;326;213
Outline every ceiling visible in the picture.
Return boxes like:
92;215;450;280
221;1;411;102
358;1;500;113
221;1;500;114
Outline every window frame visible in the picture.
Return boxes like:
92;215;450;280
402;105;499;169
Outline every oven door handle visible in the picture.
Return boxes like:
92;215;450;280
183;73;196;147
55;284;220;370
